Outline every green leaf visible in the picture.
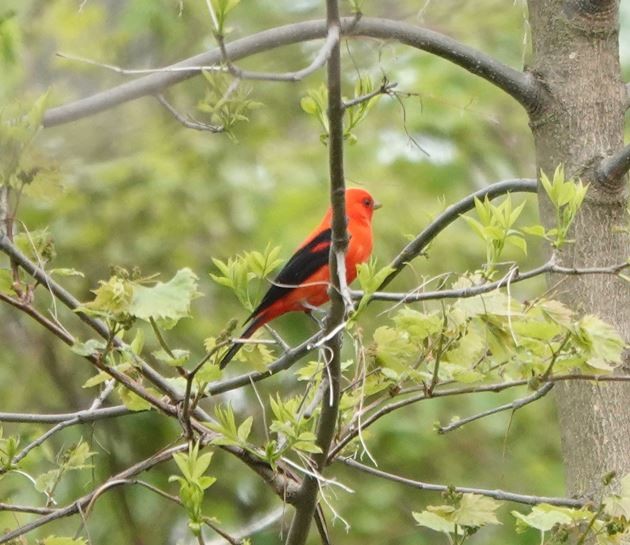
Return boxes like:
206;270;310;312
512;504;590;533
14;228;55;264
573;314;625;371
393;308;442;341
49;268;85;278
413;510;455;533
71;339;106;357
604;474;630;518
64;439;96;470
81;275;133;319
35;469;60;493
130;268;200;327
300;96;318;115
455;494;501;527
237;416;253;443
0;269;15;295
152;348;191;367
117;385;152;411
82;371;110;388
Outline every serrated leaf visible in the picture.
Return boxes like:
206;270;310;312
512;504;590;533
413;510;455;533
129;268;200;326
35;469;60;493
455;494;501;527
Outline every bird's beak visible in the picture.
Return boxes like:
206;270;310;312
373;201;383;210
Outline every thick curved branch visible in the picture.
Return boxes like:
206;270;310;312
43;17;541;127
378;178;538;291
596;144;630;189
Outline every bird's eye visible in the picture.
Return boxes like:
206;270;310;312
363;197;372;207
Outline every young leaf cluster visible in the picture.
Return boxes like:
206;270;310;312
462;194;527;277
210;244;283;312
35;439;96;503
198;71;261;141
169;442;217;536
535;165;588;248
300;77;382;144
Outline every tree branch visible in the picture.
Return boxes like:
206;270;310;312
360;259;630;303
0;405;131;424
286;3;344;544
0;443;188;544
340;457;585;508
329;374;630;460
596;144;630;189
437;382;554;433
377;178;538;291
0;234;182;402
43;18;542;128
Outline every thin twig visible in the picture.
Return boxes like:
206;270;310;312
342;79;398;109
437;382;554;433
340;457;585;507
156;94;224;132
328;374;630;460
358;259;629;303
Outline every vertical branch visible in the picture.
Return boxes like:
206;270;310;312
0;186;8;238
285;1;344;544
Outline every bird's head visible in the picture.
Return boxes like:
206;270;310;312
346;187;381;224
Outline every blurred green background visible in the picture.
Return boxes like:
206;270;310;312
1;1;628;544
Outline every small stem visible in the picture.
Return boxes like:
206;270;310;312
150;317;175;358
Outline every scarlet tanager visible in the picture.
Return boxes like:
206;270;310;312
219;188;380;369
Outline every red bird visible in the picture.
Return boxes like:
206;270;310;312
219;188;380;368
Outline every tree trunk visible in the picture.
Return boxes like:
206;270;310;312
527;0;630;500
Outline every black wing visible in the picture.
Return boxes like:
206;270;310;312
246;228;332;321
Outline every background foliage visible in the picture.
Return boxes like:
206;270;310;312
0;1;629;544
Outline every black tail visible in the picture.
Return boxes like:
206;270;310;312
219;318;263;369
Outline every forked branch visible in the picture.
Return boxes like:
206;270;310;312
44;18;542;128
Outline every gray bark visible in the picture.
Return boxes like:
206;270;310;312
527;0;630;499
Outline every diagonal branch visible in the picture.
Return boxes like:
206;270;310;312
377;178;538;291
596;143;630;189
43;17;542;127
437;382;554;433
